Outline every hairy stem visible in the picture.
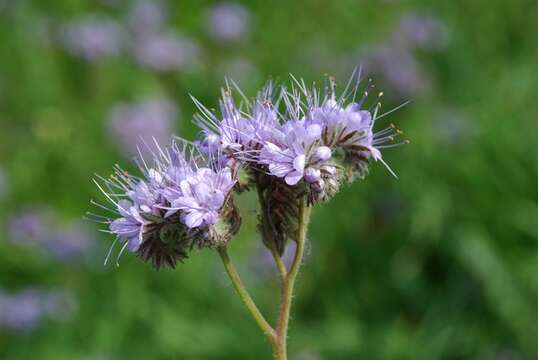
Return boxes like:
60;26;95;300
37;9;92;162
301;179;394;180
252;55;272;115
217;246;277;346
275;198;311;360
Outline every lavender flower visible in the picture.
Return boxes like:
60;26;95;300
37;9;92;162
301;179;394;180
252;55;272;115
132;32;199;72
107;98;177;157
255;73;404;195
93;72;403;266
92;141;240;268
206;2;251;43
193;72;404;202
61;15;125;62
301;77;400;178
164;167;235;228
259;120;331;186
194;82;279;159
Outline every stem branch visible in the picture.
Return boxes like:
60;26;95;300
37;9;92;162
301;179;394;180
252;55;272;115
217;246;277;345
275;198;311;360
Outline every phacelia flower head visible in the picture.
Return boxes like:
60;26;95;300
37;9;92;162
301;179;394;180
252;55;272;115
91;72;405;267
259;119;331;186
299;72;407;179
91;140;240;269
194;81;279;159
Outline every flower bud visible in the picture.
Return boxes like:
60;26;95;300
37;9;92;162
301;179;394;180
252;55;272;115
313;146;331;162
304;168;321;183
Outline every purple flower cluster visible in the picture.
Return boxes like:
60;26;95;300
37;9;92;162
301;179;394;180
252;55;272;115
0;288;77;332
93;141;239;268
195;73;403;198
94;72;404;266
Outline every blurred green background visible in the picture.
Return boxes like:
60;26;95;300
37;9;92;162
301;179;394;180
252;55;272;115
1;0;538;359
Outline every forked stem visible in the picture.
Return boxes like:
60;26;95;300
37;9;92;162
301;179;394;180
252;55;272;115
217;246;277;346
274;198;311;360
221;186;311;359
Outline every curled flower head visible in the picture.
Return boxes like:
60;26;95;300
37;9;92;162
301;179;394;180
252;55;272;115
90;140;240;269
191;72;405;205
194;82;279;159
299;73;407;179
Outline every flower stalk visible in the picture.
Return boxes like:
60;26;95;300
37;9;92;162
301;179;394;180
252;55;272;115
217;198;311;360
274;198;311;360
217;246;277;345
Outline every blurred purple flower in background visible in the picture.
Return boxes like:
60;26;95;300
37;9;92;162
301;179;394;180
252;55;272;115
206;2;250;43
7;208;93;262
61;15;125;62
46;223;94;261
8;208;52;245
132;32;199;72
0;288;77;332
107;98;177;156
393;13;450;51
0;288;43;331
128;1;167;37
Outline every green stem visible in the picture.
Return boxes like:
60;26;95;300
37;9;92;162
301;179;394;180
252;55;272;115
275;198;311;360
217;246;277;346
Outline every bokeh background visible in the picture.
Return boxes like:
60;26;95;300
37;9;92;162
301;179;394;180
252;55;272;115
1;0;537;359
